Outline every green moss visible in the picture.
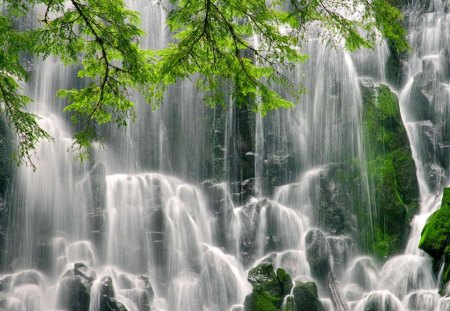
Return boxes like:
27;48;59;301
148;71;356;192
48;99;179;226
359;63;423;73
245;263;293;311
292;281;322;311
376;85;400;117
358;83;419;258
419;188;450;259
373;229;396;259
253;289;280;311
419;188;450;285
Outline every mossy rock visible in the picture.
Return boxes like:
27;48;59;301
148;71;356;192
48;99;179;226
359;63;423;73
359;82;419;257
419;187;450;285
244;263;293;311
244;289;280;311
292;281;323;311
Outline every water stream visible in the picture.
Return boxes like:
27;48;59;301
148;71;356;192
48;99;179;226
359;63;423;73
1;1;450;310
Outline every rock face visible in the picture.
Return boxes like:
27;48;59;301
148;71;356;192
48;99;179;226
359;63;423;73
314;166;355;236
359;81;419;257
419;187;450;289
292;281;323;311
307;81;418;259
305;229;331;283
244;262;293;311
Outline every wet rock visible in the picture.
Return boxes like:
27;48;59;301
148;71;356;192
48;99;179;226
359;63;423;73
405;290;439;310
12;270;44;288
148;207;169;292
419;187;450;289
283;295;295;311
100;276;128;311
36;243;53;274
239;199;303;267
238;200;263;266
57;275;91;311
356;291;403;311
327;236;352;277
244;262;293;311
201;181;234;250
360;82;419;257
56;263;94;311
305;229;331;282
121;288;150;311
138;275;154;305
443;282;450;296
343;284;364;302
0;275;12;292
276;250;310;278
348;257;378;291
314;166;354;236
292;281;323;311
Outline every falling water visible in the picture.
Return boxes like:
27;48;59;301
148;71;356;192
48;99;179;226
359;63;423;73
2;0;450;310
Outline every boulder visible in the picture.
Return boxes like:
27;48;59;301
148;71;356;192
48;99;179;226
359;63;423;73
305;229;331;282
99;276;128;311
56;263;94;311
244;262;293;311
419;187;450;288
292;281;323;311
357;291;403;311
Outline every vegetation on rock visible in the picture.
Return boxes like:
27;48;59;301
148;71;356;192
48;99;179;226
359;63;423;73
316;82;418;258
292;281;323;311
360;82;418;258
419;187;450;287
244;262;293;311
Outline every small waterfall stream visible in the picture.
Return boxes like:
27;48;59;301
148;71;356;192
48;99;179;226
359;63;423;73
2;1;450;310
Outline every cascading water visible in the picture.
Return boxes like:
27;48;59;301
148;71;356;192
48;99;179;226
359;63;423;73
2;1;450;310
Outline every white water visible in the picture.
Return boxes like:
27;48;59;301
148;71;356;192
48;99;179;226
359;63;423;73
1;1;450;310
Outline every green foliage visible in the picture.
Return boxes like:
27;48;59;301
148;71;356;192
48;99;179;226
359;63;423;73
0;14;51;169
0;0;409;164
37;0;156;159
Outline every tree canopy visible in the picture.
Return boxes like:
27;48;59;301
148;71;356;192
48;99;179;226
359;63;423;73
0;0;408;167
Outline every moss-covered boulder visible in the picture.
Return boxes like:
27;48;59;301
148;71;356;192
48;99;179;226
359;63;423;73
244;263;293;311
419;187;450;287
292;281;323;311
360;81;419;258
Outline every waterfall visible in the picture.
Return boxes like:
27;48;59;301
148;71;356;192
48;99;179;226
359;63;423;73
1;1;450;310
